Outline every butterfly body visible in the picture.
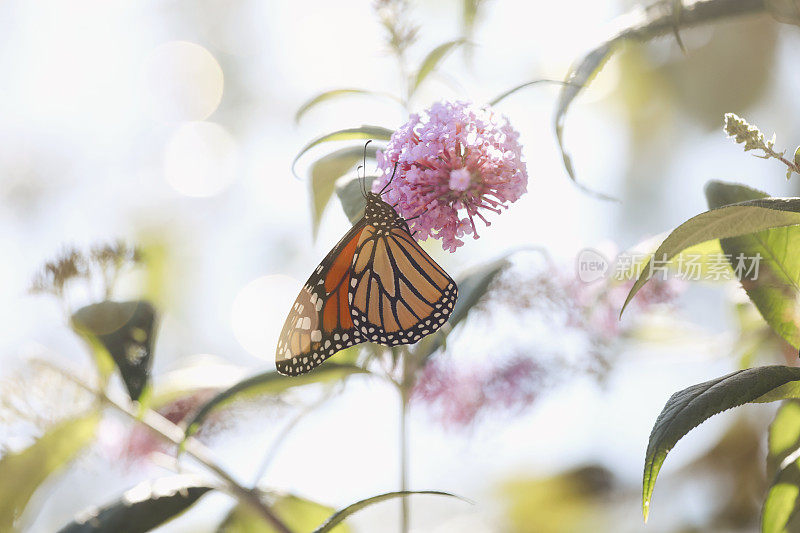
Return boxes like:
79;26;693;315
276;192;457;376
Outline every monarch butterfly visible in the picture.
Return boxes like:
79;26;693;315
276;155;458;376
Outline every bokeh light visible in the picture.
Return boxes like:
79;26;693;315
163;121;239;197
141;41;224;122
230;275;300;360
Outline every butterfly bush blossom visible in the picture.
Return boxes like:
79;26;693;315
411;264;684;429
373;100;528;252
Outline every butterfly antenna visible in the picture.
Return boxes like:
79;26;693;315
356;164;365;198
361;140;372;198
379;161;399;195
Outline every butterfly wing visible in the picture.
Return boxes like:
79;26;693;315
348;225;457;345
275;221;367;375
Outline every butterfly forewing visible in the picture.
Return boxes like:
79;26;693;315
275;221;366;375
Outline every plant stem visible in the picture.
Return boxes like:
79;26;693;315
43;362;293;533
399;383;410;533
398;349;413;533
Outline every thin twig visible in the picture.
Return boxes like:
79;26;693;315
252;391;334;486
398;348;412;533
39;361;293;533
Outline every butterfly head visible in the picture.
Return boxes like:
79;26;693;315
364;191;401;225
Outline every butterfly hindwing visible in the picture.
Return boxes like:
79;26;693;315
348;224;457;346
275;221;366;375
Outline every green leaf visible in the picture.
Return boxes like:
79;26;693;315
554;40;618;200
462;0;480;34
295;89;399;124
642;365;800;523
314;491;467;533
704;181;800;349
71;300;158;402
411;39;465;94
764;479;800;533
219;492;350;533
763;400;800;532
412;254;511;360
335;175;377;225
552;0;769;198
292;126;393;178
57;476;213;533
621;192;800;317
0;413;99;531
182;363;369;441
309;146;377;238
769;401;800;478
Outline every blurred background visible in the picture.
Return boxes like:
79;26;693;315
1;0;799;531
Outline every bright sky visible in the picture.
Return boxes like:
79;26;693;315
1;1;799;531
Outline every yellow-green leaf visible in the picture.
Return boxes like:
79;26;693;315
621;186;800;317
182;363;369;441
292;126;393;179
314;491;467;533
0;413;99;531
705;181;800;349
295;89;398;124
411;40;465;94
219;492;351;533
310;146;376;238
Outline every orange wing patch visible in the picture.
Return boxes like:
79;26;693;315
276;224;365;375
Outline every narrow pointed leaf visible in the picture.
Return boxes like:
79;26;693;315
462;0;481;35
335;175;377;225
182;363;369;441
621;196;800;317
310;145;377;238
411;40;465;94
553;0;765;196
705;180;800;349
295;89;398;123
72;300;158;401
292;126;393;178
642;365;800;522
554;40;618;199
0;413;99;531
489;79;569;107
219;492;350;533
314;491;467;533
58;476;213;533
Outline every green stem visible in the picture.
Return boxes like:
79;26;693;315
400;383;410;533
397;347;414;533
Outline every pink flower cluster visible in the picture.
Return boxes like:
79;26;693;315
373;100;528;252
565;276;684;343
410;256;685;429
412;355;542;428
